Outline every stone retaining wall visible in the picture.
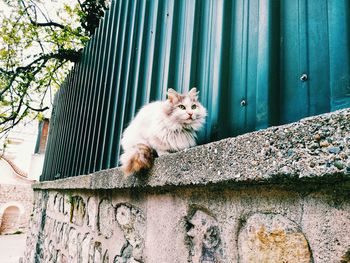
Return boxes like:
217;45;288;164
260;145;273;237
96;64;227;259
23;108;350;263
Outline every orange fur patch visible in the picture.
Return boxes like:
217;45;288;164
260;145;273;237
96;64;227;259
122;144;154;175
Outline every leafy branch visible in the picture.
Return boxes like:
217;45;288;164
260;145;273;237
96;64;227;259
0;0;107;134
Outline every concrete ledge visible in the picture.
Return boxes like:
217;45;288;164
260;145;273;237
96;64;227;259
34;108;350;190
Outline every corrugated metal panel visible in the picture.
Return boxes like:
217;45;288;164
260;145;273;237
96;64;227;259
41;0;350;181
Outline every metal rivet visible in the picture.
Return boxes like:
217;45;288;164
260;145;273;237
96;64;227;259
240;99;247;107
300;73;308;82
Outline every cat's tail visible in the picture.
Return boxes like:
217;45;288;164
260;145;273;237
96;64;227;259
120;144;154;175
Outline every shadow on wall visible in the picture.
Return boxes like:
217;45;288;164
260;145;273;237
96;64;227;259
0;203;25;234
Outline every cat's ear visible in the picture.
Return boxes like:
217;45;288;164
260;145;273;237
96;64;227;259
188;87;199;100
167;88;181;104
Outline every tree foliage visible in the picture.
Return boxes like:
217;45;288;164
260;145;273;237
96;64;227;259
0;0;107;135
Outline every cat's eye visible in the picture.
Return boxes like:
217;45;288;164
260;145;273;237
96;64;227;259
178;104;186;110
191;104;197;110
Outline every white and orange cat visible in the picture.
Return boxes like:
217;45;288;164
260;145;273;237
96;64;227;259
120;88;207;175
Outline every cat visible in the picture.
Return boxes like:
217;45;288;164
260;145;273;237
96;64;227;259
120;87;207;175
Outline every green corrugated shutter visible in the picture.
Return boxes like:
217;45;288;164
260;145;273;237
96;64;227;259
41;0;350;181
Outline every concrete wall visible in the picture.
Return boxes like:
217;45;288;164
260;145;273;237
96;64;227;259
22;108;350;263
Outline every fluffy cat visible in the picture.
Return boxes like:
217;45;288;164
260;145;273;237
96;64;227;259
120;88;207;175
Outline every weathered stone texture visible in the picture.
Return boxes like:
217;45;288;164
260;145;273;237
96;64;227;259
238;213;311;263
0;184;33;233
186;209;223;263
115;203;145;262
22;191;149;263
302;192;350;262
23;109;350;262
22;187;350;263
23;191;48;262
98;199;114;238
70;196;86;226
87;197;97;229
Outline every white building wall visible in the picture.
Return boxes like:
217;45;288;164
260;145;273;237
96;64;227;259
0;121;44;182
0;160;28;185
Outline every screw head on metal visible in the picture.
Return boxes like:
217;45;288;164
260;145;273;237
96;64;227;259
240;99;247;107
300;74;308;82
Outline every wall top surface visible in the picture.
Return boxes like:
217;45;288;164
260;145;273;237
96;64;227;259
34;108;350;191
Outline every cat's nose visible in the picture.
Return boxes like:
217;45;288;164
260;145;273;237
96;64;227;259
187;112;193;117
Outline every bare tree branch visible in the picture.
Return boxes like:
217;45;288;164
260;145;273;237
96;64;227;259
26;105;49;112
29;21;66;29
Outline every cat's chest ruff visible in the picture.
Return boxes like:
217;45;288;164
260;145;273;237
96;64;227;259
158;128;196;151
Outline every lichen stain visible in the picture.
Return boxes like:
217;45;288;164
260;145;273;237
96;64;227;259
248;225;311;263
69;196;86;226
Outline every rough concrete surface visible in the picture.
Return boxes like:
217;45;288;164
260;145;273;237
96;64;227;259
34;108;350;190
23;108;350;262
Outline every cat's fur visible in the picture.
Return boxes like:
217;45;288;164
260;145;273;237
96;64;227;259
120;88;207;175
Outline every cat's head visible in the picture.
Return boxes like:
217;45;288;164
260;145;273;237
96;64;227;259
164;88;207;130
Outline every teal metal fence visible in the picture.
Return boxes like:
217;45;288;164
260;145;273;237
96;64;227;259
41;0;350;181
